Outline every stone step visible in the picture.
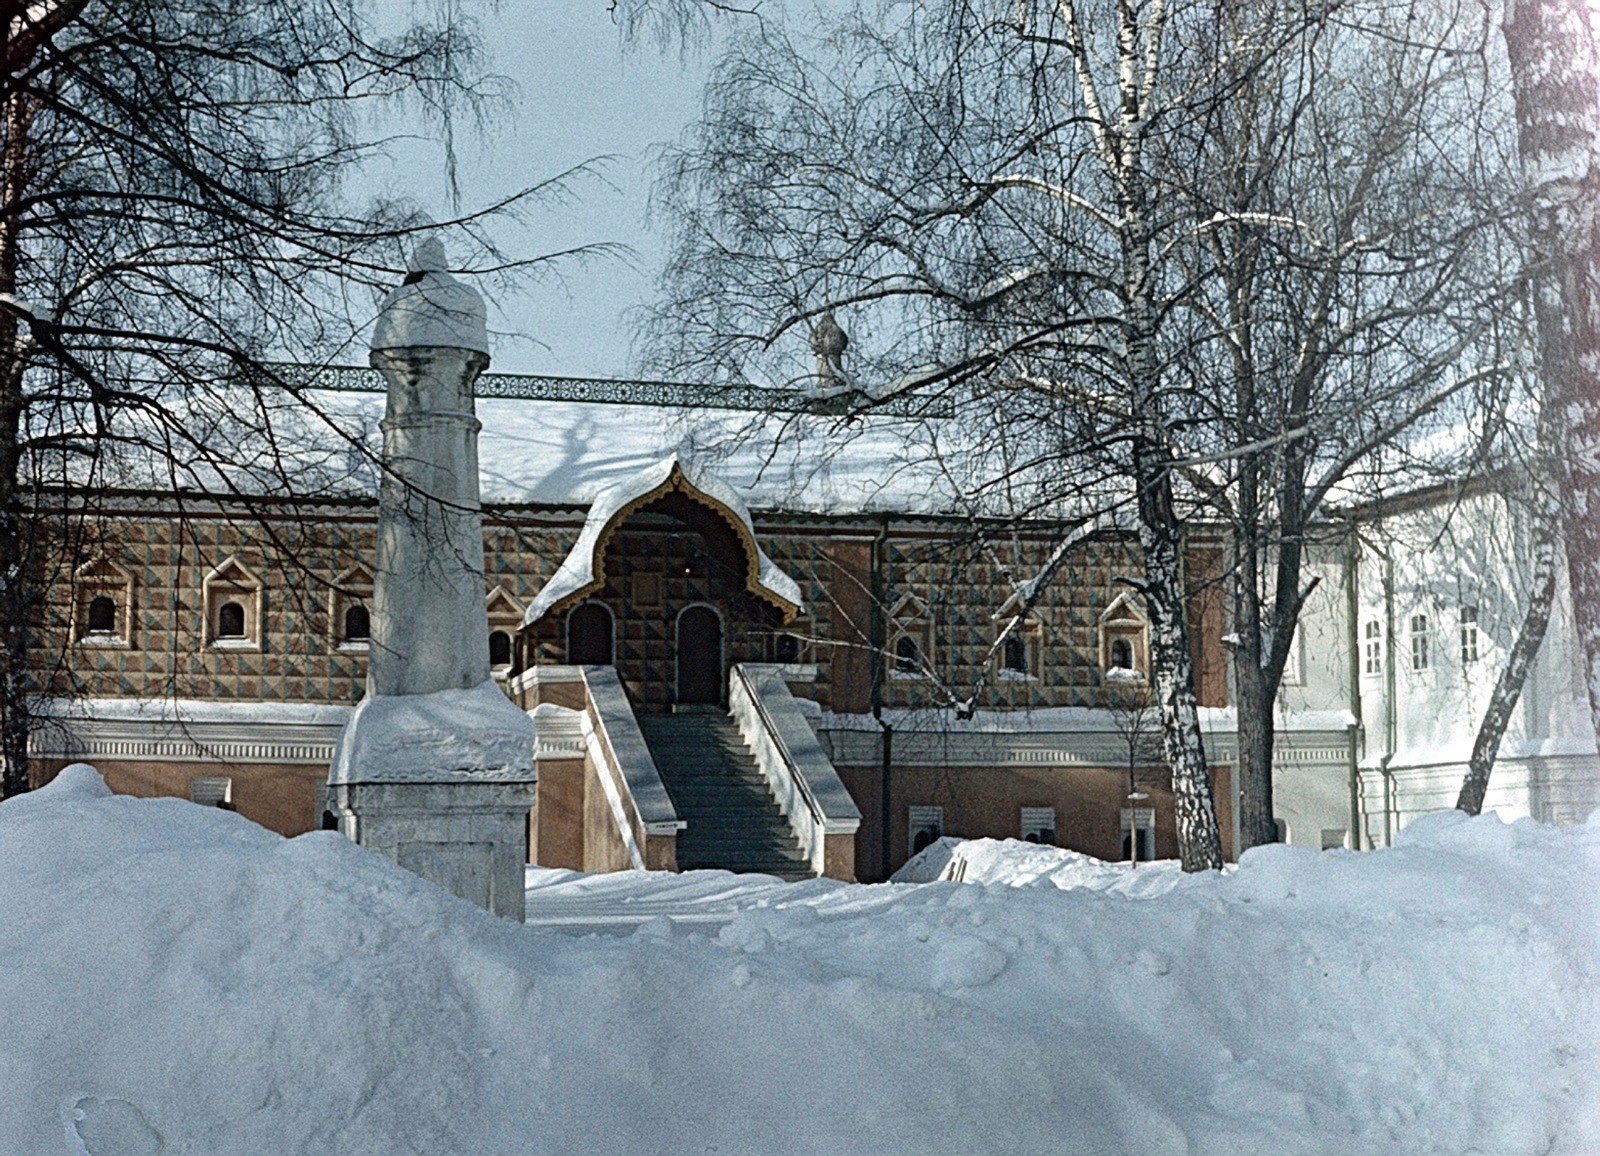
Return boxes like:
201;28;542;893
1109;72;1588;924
637;709;815;881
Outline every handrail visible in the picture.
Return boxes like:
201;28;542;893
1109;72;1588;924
579;665;681;836
730;663;861;876
733;665;826;827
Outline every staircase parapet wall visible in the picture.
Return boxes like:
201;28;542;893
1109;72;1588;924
730;663;860;881
524;665;682;873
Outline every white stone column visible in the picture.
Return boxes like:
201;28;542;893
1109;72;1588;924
327;240;537;920
369;342;492;696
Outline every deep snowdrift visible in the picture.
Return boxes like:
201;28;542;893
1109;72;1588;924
4;767;1596;1154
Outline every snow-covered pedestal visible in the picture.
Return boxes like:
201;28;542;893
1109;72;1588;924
327;240;536;920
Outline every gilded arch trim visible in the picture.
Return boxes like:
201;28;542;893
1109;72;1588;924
522;456;804;626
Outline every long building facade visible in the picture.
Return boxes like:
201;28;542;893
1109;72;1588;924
25;396;1600;880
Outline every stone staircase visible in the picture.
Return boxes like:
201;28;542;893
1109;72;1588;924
637;712;813;880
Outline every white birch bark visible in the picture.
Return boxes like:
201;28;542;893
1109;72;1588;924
1500;0;1600;749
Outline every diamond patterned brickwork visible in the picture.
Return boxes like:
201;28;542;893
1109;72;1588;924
35;503;1226;715
868;531;1154;710
33;508;567;708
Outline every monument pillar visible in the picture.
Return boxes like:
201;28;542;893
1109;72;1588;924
325;240;537;920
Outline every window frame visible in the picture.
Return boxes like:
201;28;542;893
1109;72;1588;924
1409;612;1431;672
202;556;264;652
1363;620;1383;677
72;556;135;649
1459;605;1479;664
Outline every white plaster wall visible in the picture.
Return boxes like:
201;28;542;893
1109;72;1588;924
1352;485;1599;833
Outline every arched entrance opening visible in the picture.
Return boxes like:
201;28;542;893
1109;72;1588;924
676;605;723;705
567;601;614;665
520;458;804;709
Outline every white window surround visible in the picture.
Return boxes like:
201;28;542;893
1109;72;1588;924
1020;806;1056;844
189;775;233;808
72;556;135;650
1097;592;1148;683
1121;806;1156;862
909;804;944;855
887;593;934;681
202;556;264;652
486;585;526;675
1459;605;1479;664
993;592;1046;683
330;564;373;653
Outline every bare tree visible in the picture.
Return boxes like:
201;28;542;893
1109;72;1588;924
0;1;564;798
646;0;1516;866
1498;0;1600;759
1173;0;1519;848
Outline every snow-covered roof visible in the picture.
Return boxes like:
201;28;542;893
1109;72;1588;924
523;455;805;626
312;389;971;516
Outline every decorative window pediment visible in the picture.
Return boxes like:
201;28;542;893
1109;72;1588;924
887;593;934;680
203;556;263;651
991;592;1043;682
331;564;373;652
487;585;527;675
1099;592;1149;683
73;556;134;648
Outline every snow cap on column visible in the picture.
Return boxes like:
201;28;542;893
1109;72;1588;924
369;237;489;355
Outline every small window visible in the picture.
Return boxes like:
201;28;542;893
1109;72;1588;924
1098;593;1148;682
190;776;233;809
894;633;921;675
1363;621;1383;675
217;601;246;639
1459;606;1479;664
909;805;944;855
1021;806;1056;845
489;629;513;668
202;556;263;649
887;594;934;682
86;595;117;634
1003;633;1028;673
1320;828;1348;851
1109;637;1133;670
773;632;801;664
1410;613;1430;671
343;604;370;643
1121;807;1155;862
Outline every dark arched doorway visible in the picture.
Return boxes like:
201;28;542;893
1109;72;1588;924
676;605;723;704
567;602;614;665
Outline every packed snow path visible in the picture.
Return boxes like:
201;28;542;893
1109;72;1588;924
4;767;1597;1154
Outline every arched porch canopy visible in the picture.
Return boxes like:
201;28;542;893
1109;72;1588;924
522;455;805;627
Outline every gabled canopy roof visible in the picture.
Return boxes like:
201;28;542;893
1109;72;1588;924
522;456;805;627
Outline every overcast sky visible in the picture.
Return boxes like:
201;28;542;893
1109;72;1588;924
362;3;728;377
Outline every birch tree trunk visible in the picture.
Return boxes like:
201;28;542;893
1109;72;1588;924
1501;0;1600;747
1093;0;1226;871
1456;503;1558;814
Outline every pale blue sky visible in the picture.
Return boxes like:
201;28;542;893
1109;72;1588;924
362;3;725;376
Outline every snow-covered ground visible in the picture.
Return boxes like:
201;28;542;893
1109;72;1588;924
5;766;1597;1154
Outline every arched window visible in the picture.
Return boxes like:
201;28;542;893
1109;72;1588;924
894;633;921;675
567;602;613;665
217;601;246;638
87;595;117;634
1003;633;1028;674
343;604;370;642
1110;637;1133;670
489;629;513;667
